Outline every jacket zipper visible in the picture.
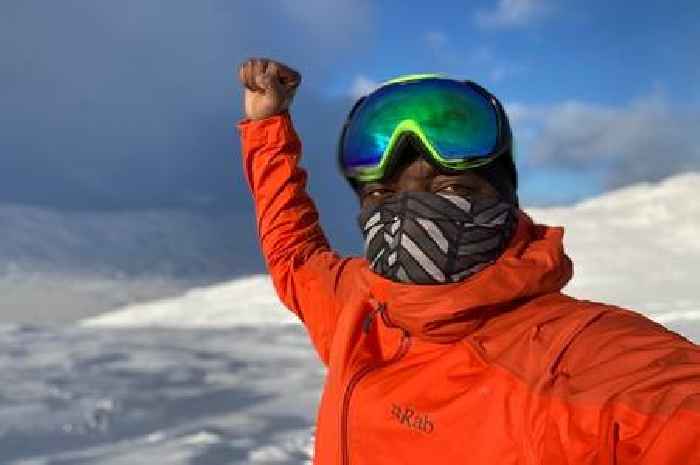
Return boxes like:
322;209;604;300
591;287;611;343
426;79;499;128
341;304;411;465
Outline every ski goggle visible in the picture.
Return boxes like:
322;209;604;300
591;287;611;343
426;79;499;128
338;74;512;183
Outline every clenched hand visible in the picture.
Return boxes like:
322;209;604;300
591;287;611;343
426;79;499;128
238;57;301;121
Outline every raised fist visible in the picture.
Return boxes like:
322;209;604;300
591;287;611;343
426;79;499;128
238;57;301;121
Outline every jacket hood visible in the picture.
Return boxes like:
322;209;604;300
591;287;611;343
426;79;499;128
363;209;573;343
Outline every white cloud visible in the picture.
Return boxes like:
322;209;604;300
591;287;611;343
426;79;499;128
504;101;544;125
475;0;550;28
505;96;700;187
349;75;380;99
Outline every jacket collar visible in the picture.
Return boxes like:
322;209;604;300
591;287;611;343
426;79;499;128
362;209;573;343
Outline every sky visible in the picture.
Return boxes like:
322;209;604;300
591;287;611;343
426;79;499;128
1;0;699;284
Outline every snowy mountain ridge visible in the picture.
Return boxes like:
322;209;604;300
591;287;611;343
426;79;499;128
82;172;700;341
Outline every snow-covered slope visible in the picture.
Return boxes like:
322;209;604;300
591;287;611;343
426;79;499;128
82;172;700;340
0;205;265;323
81;275;296;328
527;172;700;328
0;324;320;465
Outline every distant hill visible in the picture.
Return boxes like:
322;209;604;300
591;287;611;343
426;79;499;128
82;172;700;341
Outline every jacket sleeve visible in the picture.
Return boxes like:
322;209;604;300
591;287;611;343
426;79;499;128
236;111;360;365
560;308;700;464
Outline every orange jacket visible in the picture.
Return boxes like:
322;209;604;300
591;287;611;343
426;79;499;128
237;112;700;465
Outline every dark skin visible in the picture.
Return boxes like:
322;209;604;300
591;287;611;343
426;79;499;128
357;149;501;209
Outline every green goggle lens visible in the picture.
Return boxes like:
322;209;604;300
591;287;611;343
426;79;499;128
340;77;503;182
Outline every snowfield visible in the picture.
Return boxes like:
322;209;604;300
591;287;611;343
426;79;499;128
82;172;700;341
527;171;700;342
0;324;320;465
1;173;698;464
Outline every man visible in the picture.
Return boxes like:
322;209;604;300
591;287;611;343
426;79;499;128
237;57;700;464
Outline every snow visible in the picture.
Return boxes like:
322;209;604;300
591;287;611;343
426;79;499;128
526;172;700;341
82;172;700;341
0;324;320;465
1;173;698;463
81;276;297;328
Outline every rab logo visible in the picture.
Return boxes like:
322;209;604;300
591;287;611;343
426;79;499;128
390;404;434;434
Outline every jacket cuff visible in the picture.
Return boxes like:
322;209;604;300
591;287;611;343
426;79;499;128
236;111;295;145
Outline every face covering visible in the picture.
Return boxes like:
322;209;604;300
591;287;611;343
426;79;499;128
358;192;518;285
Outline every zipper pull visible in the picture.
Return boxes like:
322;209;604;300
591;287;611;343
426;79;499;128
362;300;385;334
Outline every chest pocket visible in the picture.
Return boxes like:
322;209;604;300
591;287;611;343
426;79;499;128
345;328;529;464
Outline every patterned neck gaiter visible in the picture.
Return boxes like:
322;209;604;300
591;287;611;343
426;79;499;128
358;192;518;284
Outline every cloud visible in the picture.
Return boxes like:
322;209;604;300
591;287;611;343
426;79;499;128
507;96;700;188
349;75;380;99
0;1;374;212
475;0;550;28
0;0;369;286
504;102;542;125
0;88;365;271
0;203;264;278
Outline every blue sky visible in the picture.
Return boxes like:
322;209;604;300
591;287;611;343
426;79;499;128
324;0;700;202
1;0;698;275
327;1;699;104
